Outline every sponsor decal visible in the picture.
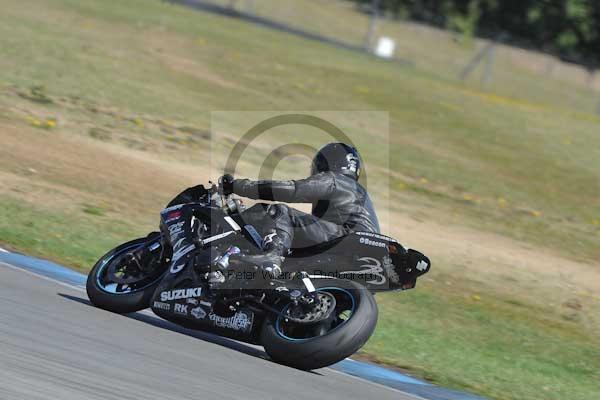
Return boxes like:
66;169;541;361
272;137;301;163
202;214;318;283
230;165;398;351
356;231;399;244
382;255;400;284
162;204;183;213
224;216;241;231
153;301;170;311
261;232;277;248
244;225;263;248
186;298;199;306
165;210;183;223
342;153;359;174
172;239;195;258
199;300;213;307
174;303;188;315
200;230;236;246
170;238;196;273
416;260;429;272
191;306;207;320
359;237;387;248
340;257;386;285
209;310;253;332
302;278;316;293
160;287;202;302
168;221;185;237
170;258;191;274
244;225;262;247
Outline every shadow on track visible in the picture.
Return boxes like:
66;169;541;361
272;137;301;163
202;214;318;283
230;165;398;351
57;293;271;361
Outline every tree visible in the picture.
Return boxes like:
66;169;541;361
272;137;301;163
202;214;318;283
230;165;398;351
347;0;600;65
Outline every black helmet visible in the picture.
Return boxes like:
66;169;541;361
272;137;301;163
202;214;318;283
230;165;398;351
311;143;361;180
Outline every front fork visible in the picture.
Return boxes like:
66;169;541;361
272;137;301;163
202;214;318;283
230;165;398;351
125;233;167;274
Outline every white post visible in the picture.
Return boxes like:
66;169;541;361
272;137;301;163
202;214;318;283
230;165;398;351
364;0;381;52
481;42;496;88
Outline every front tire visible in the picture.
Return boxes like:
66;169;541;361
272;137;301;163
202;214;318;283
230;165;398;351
261;279;378;370
86;237;166;313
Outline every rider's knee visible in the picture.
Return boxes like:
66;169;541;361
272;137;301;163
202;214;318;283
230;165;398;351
266;203;289;220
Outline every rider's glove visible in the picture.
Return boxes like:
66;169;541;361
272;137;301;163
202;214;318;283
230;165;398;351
219;174;235;196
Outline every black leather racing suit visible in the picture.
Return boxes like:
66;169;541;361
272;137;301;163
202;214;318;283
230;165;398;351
232;172;380;251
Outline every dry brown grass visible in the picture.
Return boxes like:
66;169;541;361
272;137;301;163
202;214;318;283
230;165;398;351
0;120;208;219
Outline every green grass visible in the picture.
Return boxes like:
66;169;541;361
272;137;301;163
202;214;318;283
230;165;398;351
1;1;600;399
0;196;147;270
366;278;600;400
81;204;106;217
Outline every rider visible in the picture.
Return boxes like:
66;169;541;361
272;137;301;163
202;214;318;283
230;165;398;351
221;143;380;277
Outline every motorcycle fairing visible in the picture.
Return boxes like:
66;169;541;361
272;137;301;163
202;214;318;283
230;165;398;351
283;232;430;291
150;201;430;339
149;247;262;343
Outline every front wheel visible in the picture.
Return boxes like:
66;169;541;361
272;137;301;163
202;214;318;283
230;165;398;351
261;279;378;370
86;235;167;313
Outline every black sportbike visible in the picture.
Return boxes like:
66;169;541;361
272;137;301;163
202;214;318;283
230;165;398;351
87;182;430;370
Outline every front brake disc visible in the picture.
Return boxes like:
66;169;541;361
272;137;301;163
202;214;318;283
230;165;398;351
106;253;145;284
285;292;337;324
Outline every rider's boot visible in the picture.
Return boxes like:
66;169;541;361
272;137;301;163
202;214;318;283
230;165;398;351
230;230;288;278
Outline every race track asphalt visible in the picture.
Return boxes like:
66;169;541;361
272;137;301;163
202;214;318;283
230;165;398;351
0;260;419;400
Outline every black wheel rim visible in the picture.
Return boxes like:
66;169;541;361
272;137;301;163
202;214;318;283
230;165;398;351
275;287;357;342
95;244;166;294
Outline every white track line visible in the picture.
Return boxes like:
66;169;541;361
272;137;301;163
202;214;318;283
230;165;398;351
0;247;9;253
0;261;156;320
0;260;85;292
326;367;428;400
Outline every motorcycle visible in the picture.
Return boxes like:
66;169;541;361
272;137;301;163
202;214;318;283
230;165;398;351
86;181;430;370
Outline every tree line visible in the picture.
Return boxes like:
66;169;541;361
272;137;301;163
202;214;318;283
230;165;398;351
351;0;600;66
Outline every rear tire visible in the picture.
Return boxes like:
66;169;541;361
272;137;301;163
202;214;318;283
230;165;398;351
261;279;378;370
86;237;164;313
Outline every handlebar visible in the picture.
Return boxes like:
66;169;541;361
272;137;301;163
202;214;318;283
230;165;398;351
207;179;244;215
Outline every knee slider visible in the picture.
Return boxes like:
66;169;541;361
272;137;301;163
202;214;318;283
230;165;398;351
266;204;288;219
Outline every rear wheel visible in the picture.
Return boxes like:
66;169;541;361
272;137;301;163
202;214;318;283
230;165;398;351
261;279;378;370
86;235;168;313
